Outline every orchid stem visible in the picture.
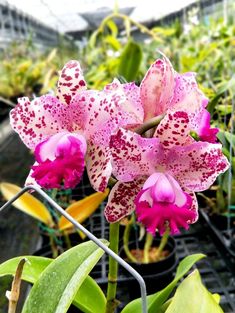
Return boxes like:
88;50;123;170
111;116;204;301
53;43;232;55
98;13;162;43
155;227;170;261
108;177;117;187
123;216;138;263
7;258;27;313
63;231;72;249
106;222;120;313
49;235;58;258
135;114;165;135
143;232;153;263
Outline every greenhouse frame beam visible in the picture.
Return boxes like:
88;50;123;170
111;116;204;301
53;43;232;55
0;2;59;49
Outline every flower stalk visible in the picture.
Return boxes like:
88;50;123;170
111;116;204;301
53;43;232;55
143;227;170;263
155;227;170;260
98;13;163;43
123;216;138;263
143;232;154;263
106;222;120;313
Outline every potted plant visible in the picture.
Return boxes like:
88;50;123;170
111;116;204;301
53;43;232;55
118;217;177;298
0;7;231;310
0;248;224;313
6;49;229;311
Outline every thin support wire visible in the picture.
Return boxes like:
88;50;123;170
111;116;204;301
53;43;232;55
0;184;148;313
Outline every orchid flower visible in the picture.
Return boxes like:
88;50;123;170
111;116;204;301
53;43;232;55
139;57;218;142
10;61;143;190
104;110;229;235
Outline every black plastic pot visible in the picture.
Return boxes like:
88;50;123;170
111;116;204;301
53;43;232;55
119;236;177;297
209;213;235;231
33;231;85;259
200;210;235;259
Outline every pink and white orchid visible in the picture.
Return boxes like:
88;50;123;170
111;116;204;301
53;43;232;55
103;57;225;235
104;109;229;235
10;61;143;190
139;57;217;142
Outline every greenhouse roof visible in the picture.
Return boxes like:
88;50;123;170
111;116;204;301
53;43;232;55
5;0;197;33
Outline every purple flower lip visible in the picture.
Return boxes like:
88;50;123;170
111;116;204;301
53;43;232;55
135;173;197;235
32;132;87;189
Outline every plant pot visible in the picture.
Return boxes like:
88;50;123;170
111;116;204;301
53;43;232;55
209;213;235;230
119;236;177;297
33;234;84;258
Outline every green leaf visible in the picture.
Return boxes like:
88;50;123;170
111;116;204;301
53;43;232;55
22;241;108;313
224;131;235;153
106;20;118;37
207;95;221;114
121;254;205;313
165;270;224;313
0;254;106;313
89;29;99;48
104;35;121;51
216;104;233;115
0;256;51;284
207;76;235;114
118;40;143;82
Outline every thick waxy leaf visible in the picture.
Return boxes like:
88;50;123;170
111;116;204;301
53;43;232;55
0;255;106;313
21;241;107;313
121;254;205;313
118;40;143;82
165;270;224;313
58;189;109;230
0;182;53;226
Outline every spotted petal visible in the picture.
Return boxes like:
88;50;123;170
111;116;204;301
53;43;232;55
154;111;194;148
104;178;145;222
10;95;83;150
167;142;230;191
110;128;162;182
123;82;144;121
105;80;144;121
185;190;199;223
171;72;208;131
140;57;175;121
71;85;143;145
86;141;112;192
56;60;87;104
